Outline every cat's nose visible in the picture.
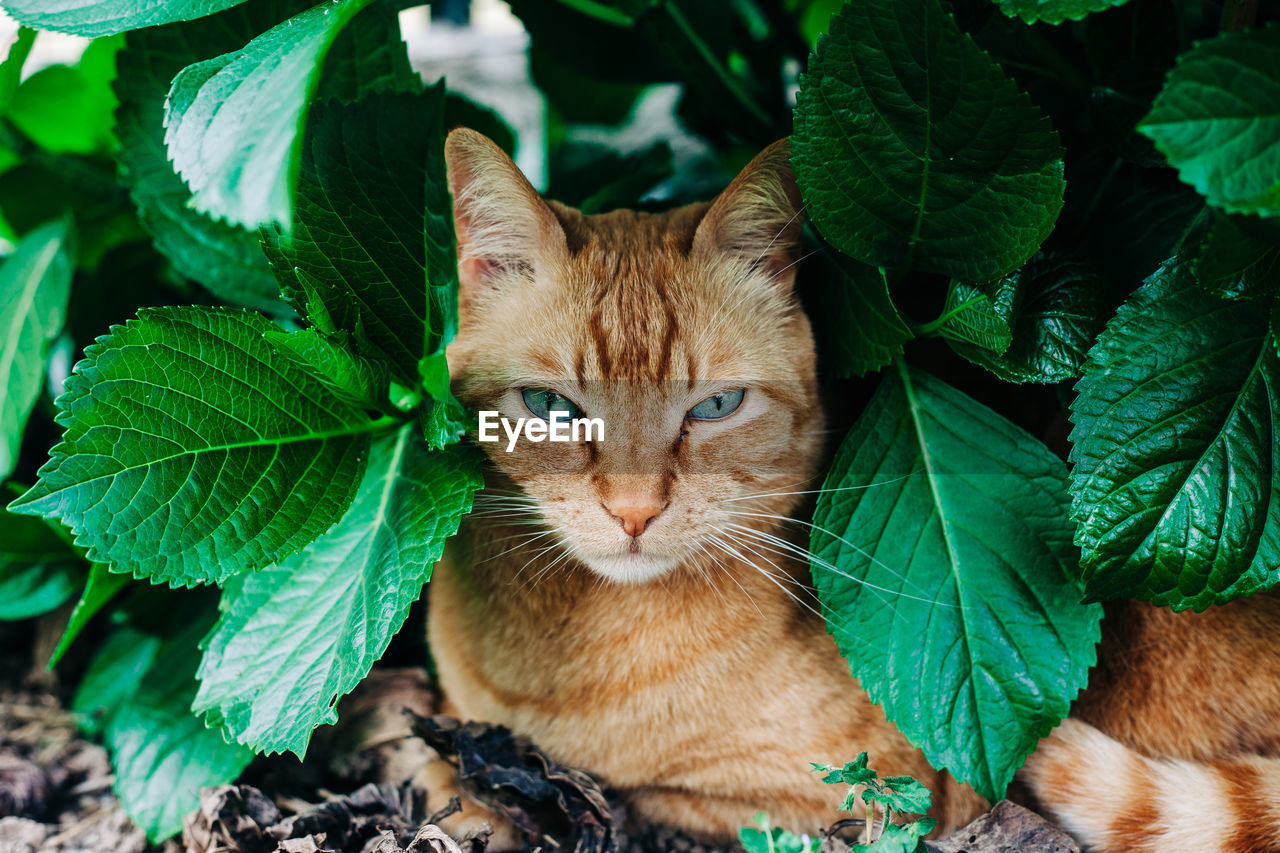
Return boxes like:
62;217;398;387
606;501;664;538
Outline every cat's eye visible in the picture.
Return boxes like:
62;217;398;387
687;389;745;421
522;387;584;421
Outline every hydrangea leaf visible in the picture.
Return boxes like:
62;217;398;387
0;501;84;621
994;0;1133;25
112;4;301;313
162;0;396;230
792;0;1065;280
945;255;1109;384
0;0;251;37
75;594;253;842
1139;24;1280;217
1070;259;1280;610
9;307;382;588
812;363;1101;801
0;217;76;480
263;87;468;446
1194;210;1280;301
193;428;481;756
807;246;913;378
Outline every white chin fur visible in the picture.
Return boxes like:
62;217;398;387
579;551;681;584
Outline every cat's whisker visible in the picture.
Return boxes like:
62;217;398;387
703;537;768;609
725;522;953;608
513;539;571;588
526;540;580;589
701;536;768;617
688;540;733;607
721;511;920;590
704;532;830;624
716;474;918;504
478;527;563;566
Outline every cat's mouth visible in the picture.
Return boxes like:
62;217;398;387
576;546;682;584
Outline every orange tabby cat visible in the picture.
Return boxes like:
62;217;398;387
429;128;1280;852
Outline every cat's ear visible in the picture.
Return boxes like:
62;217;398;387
444;128;567;294
692;139;803;290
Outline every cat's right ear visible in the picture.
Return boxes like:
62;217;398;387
444;128;567;295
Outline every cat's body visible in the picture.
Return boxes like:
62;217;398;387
430;128;1280;852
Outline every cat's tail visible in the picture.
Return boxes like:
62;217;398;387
1020;718;1280;853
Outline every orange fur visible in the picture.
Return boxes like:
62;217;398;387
429;129;1280;851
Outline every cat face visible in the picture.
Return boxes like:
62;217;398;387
444;130;823;583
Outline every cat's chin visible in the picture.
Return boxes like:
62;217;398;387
577;551;682;584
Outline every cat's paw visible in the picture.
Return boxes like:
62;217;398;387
418;757;522;851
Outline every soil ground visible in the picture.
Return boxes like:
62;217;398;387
0;616;1077;853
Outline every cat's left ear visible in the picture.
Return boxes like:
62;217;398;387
691;139;803;290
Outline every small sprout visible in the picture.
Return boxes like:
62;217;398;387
738;811;821;853
813;754;935;852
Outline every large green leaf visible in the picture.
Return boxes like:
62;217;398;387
945;255;1109;384
50;561;129;666
8;37;121;156
1194;211;1280;301
0;217;76;480
1139;24;1280;217
811;363;1101;801
194;428;481;756
76;596;253;842
9;306;384;588
0;0;250;37
0;503;83;620
113;4;299;313
805;247;912;378
936;282;1015;354
1070;259;1280;610
792;0;1065;281
994;0;1133;24
263;87;467;446
163;0;409;230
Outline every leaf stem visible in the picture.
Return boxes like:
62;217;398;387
915;295;987;337
662;0;772;126
556;0;636;26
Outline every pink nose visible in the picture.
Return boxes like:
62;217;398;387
607;502;664;538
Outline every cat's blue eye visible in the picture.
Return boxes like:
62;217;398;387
687;389;745;421
522;387;584;421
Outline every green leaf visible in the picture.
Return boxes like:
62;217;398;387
0;217;76;480
76;595;253;842
792;0;1065;280
851;819;935;853
163;0;414;230
1194;211;1280;300
113;4;302;313
994;0;1133;25
0;504;83;620
805;248;913;378
1070;259;1280;609
264;86;468;446
868;776;932;815
49;562;129;667
8;36;121;155
0;29;37;113
0;0;251;37
739;813;822;853
936;282;1015;355
946;255;1109;384
9;306;381;588
265;328;391;411
1139;24;1280;217
194;428;481;756
811;363;1101;801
